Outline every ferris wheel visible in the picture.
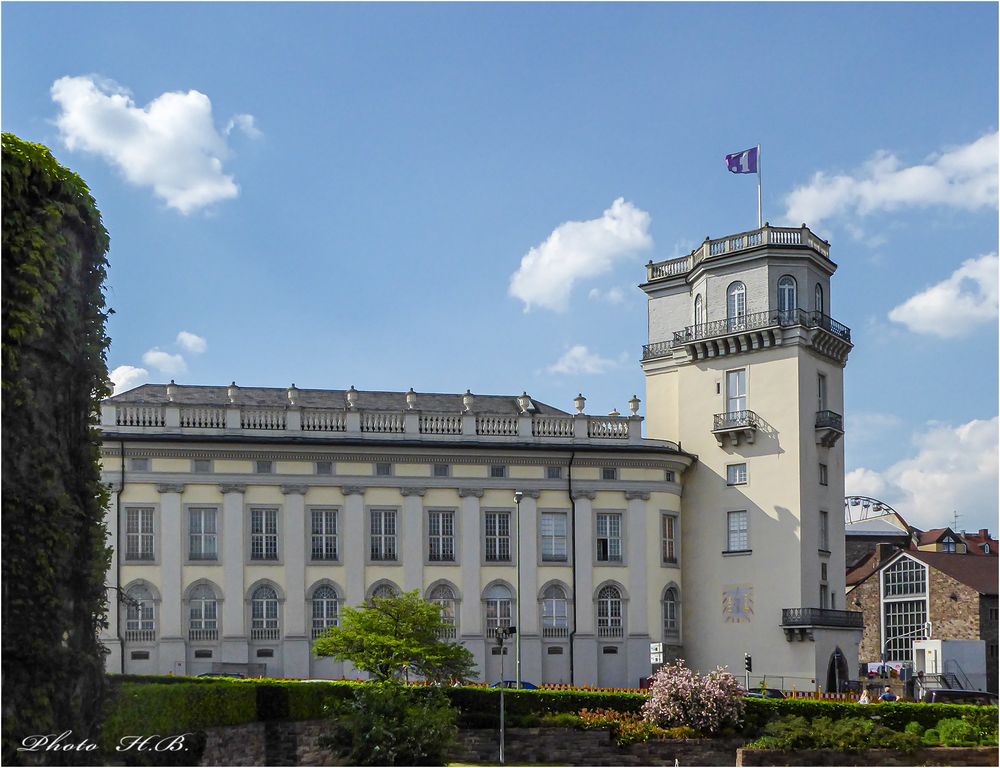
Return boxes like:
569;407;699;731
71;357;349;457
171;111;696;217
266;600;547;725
844;495;899;524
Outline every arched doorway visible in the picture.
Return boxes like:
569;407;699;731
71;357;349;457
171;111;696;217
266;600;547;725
826;647;849;692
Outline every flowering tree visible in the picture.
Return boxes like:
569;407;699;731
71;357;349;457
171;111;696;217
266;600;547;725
641;659;745;735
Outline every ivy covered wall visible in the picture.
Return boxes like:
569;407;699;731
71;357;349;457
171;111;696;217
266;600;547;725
2;133;113;762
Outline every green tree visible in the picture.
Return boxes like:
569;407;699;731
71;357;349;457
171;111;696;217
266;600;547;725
313;591;477;683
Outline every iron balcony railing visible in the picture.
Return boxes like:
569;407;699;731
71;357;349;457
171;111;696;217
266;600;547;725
781;608;863;629
815;410;844;431
713;410;760;432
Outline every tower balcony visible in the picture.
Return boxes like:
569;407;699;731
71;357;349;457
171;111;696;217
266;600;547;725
712;410;760;447
815;410;844;447
780;608;863;641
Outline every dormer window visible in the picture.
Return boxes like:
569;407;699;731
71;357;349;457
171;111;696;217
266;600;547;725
942;537;956;553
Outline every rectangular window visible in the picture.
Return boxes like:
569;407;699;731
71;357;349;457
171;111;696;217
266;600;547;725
596;513;623;562
255;460;273;474
820;584;829;608
316;461;333;476
665;470;676;483
821;562;828;581
727;511;749;551
311;509;338;561
883;599;928;661
727;463;747;485
484;511;511;562
250;508;278;560
189;508;218;560
192;459;212;473
370;509;397;561
726;369;747;414
375;462;392;477
432;463;450;478
819;510;830;551
490;465;507;479
428;510;455;562
817;373;828;412
819;463;828;486
661;514;678;564
989;607;999;622
546;466;563;480
125;508;155;561
601;467;618;481
129;458;150;472
540;512;568;562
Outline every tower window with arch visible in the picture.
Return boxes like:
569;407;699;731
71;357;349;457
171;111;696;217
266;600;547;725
726;281;747;330
815;283;825;315
188;584;218;641
663;586;680;642
694;294;704;329
430;584;458;639
541;584;569;639
251;585;279;640
596;585;624;639
777;275;797;318
311;585;340;639
484;584;512;638
125;584;156;642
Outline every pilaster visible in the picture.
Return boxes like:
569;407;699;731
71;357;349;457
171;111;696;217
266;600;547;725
220;483;248;664
400;488;426;592
342;486;366;607
459;489;484;637
572;491;596;633
625;492;649;635
516;491;540;635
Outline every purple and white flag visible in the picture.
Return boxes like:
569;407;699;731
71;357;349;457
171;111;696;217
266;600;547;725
725;146;759;174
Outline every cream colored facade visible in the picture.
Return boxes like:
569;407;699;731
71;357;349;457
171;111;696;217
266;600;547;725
640;224;862;691
99;389;692;687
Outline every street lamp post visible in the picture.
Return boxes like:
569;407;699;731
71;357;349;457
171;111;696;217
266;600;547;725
513;490;523;690
496;626;515;765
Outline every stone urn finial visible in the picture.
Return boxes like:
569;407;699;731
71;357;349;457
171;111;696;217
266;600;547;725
517;391;531;414
228;381;239;404
287;383;299;406
574;393;586;414
462;389;475;413
628;394;641;416
610;408;621;417
406;387;417;410
166;379;177;402
346;385;358;409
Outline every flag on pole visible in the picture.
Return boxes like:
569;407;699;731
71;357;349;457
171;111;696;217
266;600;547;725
725;147;759;174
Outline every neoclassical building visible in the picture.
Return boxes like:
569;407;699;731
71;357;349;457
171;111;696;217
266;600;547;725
99;223;862;689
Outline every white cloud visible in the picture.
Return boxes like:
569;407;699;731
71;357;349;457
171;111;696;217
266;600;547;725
887;253;998;338
847;417;999;531
546;345;619;375
783;132;998;228
176;331;208;354
509;198;653;312
51;75;256;214
142;348;187;376
109;365;149;395
225;113;261;139
588;286;627;305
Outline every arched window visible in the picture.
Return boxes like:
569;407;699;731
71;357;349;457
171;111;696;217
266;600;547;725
777;276;797;317
430;584;458;639
663;586;680;641
370;583;398;602
125;585;156;642
251;585;279;640
541;585;569;638
815;283;824;315
694;294;704;328
727;282;747;330
484;584;512;638
189;584;218;641
312;585;340;639
596;585;623;639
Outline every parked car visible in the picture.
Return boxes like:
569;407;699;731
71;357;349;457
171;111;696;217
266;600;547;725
744;688;786;699
925;689;998;705
491;680;539;690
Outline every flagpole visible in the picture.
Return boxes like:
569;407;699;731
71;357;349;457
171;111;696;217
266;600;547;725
757;144;762;229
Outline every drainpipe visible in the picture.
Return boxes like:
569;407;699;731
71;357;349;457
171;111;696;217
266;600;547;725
118;439;126;674
568;451;577;687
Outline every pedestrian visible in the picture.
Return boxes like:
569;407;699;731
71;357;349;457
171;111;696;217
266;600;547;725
879;685;897;702
858;688;870;705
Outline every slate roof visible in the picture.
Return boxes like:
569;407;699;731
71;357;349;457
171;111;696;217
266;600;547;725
107;383;572;416
917;527;956;546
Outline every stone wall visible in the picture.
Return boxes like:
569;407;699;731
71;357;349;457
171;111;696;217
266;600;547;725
736;747;998;766
848;570;882;663
927;569;982;642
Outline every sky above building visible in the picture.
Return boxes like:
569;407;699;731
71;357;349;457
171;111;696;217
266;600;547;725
3;3;997;532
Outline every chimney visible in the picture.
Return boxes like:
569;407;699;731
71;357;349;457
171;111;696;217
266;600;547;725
980;529;990;539
876;543;896;563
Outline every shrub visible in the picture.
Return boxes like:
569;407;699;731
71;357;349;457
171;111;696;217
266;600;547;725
579;709;663;746
641;659;744;735
539;712;582;728
922;728;941;746
320;682;457;766
904;721;925;737
937;717;979;747
751;715;921;754
662;726;700;740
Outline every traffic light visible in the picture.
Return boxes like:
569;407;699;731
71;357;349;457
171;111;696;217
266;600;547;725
744;652;752;672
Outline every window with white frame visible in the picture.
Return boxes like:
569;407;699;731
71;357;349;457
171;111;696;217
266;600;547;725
541;584;569;638
665;470;676;482
942;537;957;553
727;281;747;329
881;557;928;662
815;283;824;314
726;369;747;414
430;584;457;638
311;509;338;561
727;463;747;485
596;513;623;562
428;510;456;562
596;585;624;639
250;585;279;639
663;586;680;641
125;585;156;641
819;463;828;486
484;584;512;637
661;513;678;564
189;507;218;560
250;508;279;561
727;510;749;551
883;556;926;596
126;508;155;561
694;293;704;327
188;584;218;641
777;275;797;315
311;585;340;639
541;512;568;562
370;509;398;561
819;510;829;551
817;373;828;412
484;511;511;562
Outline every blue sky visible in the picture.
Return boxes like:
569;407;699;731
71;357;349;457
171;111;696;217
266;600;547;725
3;3;997;531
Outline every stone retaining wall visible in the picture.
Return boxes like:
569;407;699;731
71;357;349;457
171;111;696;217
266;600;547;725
736;747;998;766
